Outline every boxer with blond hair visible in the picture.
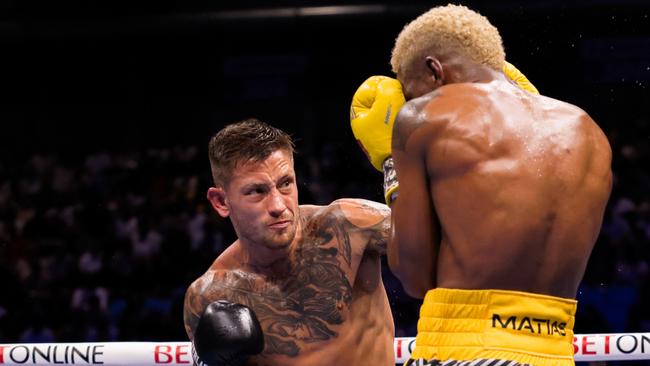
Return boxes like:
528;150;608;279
351;4;612;366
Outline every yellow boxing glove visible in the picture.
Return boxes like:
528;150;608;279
350;76;406;171
503;61;539;94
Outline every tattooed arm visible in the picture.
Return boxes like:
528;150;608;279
183;270;240;340
184;271;266;366
184;275;209;341
184;269;263;340
334;198;391;255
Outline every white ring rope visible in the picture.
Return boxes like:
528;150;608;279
0;333;649;365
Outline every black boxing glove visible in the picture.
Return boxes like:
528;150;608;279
191;300;264;366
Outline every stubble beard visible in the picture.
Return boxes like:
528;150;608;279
263;220;297;249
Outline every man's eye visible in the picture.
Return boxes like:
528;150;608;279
280;179;293;189
246;188;264;195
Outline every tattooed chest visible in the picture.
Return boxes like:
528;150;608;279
255;270;352;353
217;242;354;357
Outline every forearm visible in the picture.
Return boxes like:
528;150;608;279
388;223;435;299
386;149;439;299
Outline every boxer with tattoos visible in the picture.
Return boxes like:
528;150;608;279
183;119;394;366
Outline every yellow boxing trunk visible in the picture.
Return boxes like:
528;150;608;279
410;288;577;366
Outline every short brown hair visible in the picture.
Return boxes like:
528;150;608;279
208;118;295;186
391;4;505;74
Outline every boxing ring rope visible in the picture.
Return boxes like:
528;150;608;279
1;334;650;365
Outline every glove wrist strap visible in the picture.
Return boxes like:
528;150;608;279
383;157;399;205
191;341;246;366
191;342;209;366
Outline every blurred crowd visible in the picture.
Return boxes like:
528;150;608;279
0;111;648;347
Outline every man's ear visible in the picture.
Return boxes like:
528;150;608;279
425;56;444;86
207;187;230;218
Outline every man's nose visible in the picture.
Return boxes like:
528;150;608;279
267;189;287;217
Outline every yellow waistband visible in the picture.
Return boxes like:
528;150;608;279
412;288;577;365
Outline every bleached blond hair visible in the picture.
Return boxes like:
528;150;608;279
390;4;505;74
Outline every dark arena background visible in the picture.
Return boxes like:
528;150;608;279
1;0;649;364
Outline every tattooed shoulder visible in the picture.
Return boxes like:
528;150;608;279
331;199;390;229
183;276;204;340
326;199;390;255
183;269;257;340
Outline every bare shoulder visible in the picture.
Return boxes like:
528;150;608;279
328;199;390;255
301;200;389;228
575;105;613;161
183;269;229;340
393;95;429;152
298;204;322;218
545;96;611;151
331;199;390;229
183;267;259;340
184;270;220;313
301;200;390;255
539;93;587;116
188;267;258;303
571;103;610;147
393;89;457;152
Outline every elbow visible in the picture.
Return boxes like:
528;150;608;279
401;282;428;299
388;235;434;299
396;272;429;299
388;258;429;299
